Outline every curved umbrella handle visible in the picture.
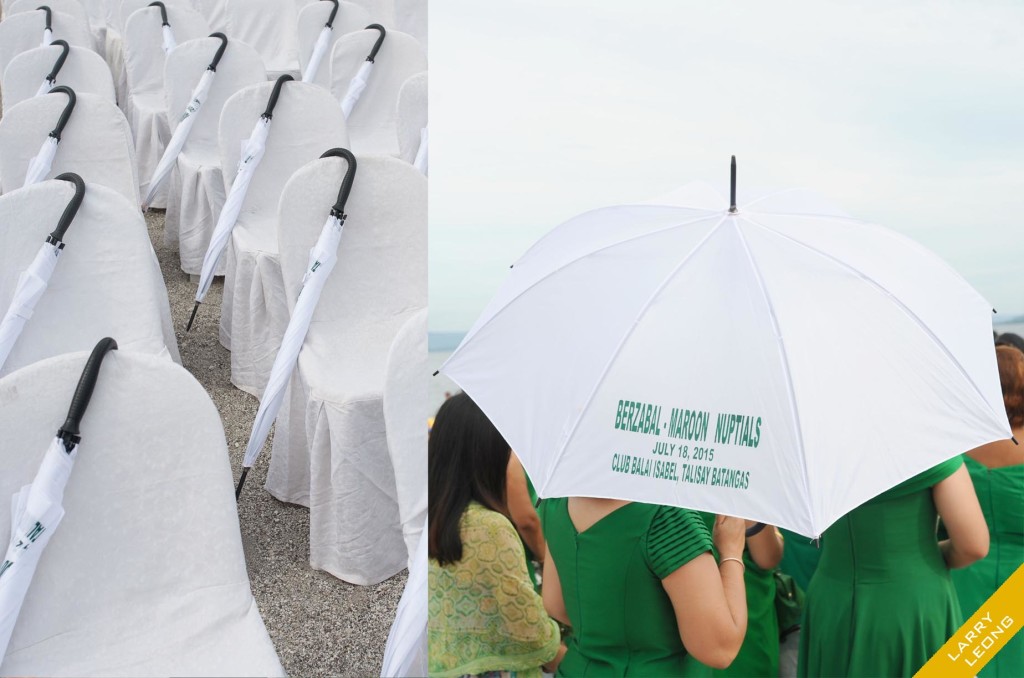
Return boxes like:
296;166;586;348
45;39;70;83
148;1;170;26
261;74;294;119
322;0;339;28
745;522;767;538
48;172;85;244
207;32;228;71
46;85;77;141
364;23;386;62
57;337;118;451
320;148;357;217
37;5;52;31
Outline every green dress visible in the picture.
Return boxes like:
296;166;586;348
798;457;964;677
540;499;713;676
778;527;821;593
950;456;1024;677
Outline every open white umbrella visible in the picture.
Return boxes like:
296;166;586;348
339;24;385;119
234;148;356;496
186;74;294;332
0;173;85;372
439;157;1012;538
33;39;69;97
141;33;228;211
0;337;117;659
148;2;177;54
380;515;428;678
38;6;54;46
22;86;76;188
301;0;339;84
413;125;427;175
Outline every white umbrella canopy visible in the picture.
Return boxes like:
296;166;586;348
0;337;117;660
440;158;1012;538
235;148;356;497
339;23;384;118
187;74;295;332
32;39;69;97
0;173;84;373
21;86;76;188
380;515;428;678
413;125;427;174
141;33;227;210
301;0;339;84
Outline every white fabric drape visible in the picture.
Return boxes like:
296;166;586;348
22;136;59;187
0;244;61;373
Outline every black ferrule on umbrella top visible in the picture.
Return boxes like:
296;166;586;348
148;1;170;26
46;85;76;141
57;337;117;452
261;74;294;120
364;24;386;62
37;5;52;32
320;148;356;219
323;0;339;28
729;155;738;214
47;172;85;246
207;32;228;71
44;39;70;86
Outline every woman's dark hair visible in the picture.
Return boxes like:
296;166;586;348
996;333;1024;355
997;346;1024;429
428;392;511;565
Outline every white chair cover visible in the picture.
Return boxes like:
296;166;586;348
296;0;370;89
383;307;428;567
162;36;266;273
0;9;94;79
328;28;426;155
346;0;392;23
5;0;94;46
0;350;284;676
395;70;425;168
106;0;197;106
0;180;180;378
393;0;425;48
224;0;300;79
2;44;116;116
265;154;426;584
122;4;210;208
191;0;227;31
0;92;140;205
217;81;347;396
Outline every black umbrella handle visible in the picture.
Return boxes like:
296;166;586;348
365;24;386;62
38;5;52;31
262;74;294;119
58;337;118;452
207;32;228;71
48;172;85;245
45;39;70;84
323;0;339;28
745;522;767;538
320;148;357;218
148;1;170;26
46;85;77;141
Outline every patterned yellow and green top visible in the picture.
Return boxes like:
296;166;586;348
428;502;560;678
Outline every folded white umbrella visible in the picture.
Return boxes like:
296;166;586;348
141;33;228;211
301;0;339;84
0;174;85;372
38;6;53;46
440;157;1012;538
413;126;427;175
235;148;356;496
187;75;295;332
148;2;177;54
33;39;70;97
0;337;117;659
22;87;76;189
380;514;428;678
339;24;385;119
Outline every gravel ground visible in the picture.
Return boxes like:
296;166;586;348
145;210;406;677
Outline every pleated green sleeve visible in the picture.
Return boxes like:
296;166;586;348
645;506;714;579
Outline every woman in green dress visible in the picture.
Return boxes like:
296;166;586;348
950;346;1024;677
797;455;991;677
540;497;749;676
428;394;564;677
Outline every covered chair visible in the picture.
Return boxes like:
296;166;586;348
122;3;210;208
295;0;370;89
395;70;426;170
224;0;301;79
217;80;347;396
0;91;140;204
4;0;96;49
0;8;94;78
264;154;425;584
2;43;116;115
0;350;284;676
394;0;425;48
162;35;266;273
0;180;179;378
328;27;426;155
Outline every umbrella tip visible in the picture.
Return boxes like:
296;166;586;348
1013;436;1019;446
185;302;200;332
729;155;738;214
432;370;439;377
235;467;250;499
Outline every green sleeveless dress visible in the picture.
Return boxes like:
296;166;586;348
540;499;713;676
950;456;1024;677
798;457;964;677
778;527;821;593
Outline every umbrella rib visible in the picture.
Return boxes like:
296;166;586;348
541;214;731;486
741;213;1004;429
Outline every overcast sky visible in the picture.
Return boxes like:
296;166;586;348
429;0;1024;331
